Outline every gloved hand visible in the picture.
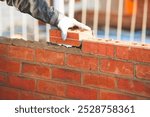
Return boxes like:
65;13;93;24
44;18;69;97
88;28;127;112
57;16;91;40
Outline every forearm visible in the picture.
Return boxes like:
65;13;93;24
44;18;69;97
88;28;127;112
1;0;61;26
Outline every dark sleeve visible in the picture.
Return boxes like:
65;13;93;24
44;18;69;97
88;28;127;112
2;0;61;26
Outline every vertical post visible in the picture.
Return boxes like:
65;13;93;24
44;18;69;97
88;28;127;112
10;7;15;38
82;0;87;24
117;0;124;40
34;19;39;41
53;0;64;14
22;14;27;40
130;0;137;42
141;0;148;43
69;0;75;18
105;0;111;39
46;24;50;42
93;0;99;37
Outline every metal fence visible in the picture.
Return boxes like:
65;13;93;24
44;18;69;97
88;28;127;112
0;0;149;43
0;1;51;42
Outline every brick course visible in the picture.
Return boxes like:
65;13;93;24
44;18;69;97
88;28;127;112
0;32;150;100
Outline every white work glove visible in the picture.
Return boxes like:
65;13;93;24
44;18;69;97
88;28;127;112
57;16;91;40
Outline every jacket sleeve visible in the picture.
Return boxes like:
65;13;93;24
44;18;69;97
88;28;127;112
1;0;61;26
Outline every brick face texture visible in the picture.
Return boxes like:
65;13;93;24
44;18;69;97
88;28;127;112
8;75;35;91
0;74;6;84
0;44;8;55
101;59;134;77
66;54;98;71
0;35;150;100
22;63;51;79
0;57;20;73
8;46;34;61
52;68;81;83
99;91;137;100
37;80;66;97
136;65;150;80
66;85;97;100
83;73;116;89
36;49;65;65
82;41;114;57
0;86;20;100
116;46;150;63
117;79;150;97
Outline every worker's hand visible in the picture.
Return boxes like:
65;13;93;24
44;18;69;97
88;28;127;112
57;16;91;40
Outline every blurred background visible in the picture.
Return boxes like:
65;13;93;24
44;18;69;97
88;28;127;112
0;0;150;43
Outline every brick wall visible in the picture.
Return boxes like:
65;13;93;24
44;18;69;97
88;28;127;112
0;34;150;100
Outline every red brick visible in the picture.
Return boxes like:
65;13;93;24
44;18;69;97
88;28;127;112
22;63;50;79
0;75;4;82
0;44;8;55
8;46;34;61
50;37;81;47
50;29;93;40
67;54;98;71
99;91;136;100
0;86;20;99
52;68;81;83
50;29;79;39
50;96;66;100
136;65;150;80
50;29;80;47
0;57;20;73
101;59;134;77
117;79;150;97
37;80;66;97
82;40;114;57
0;74;6;84
8;75;35;91
36;49;65;65
83;73;116;89
50;29;93;47
66;85;97;100
19;91;49;100
116;46;150;63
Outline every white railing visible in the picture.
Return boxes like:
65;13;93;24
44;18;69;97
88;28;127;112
130;0;137;42
93;0;99;37
117;0;124;40
141;0;148;43
22;14;27;40
0;0;149;44
105;0;112;39
81;0;87;24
